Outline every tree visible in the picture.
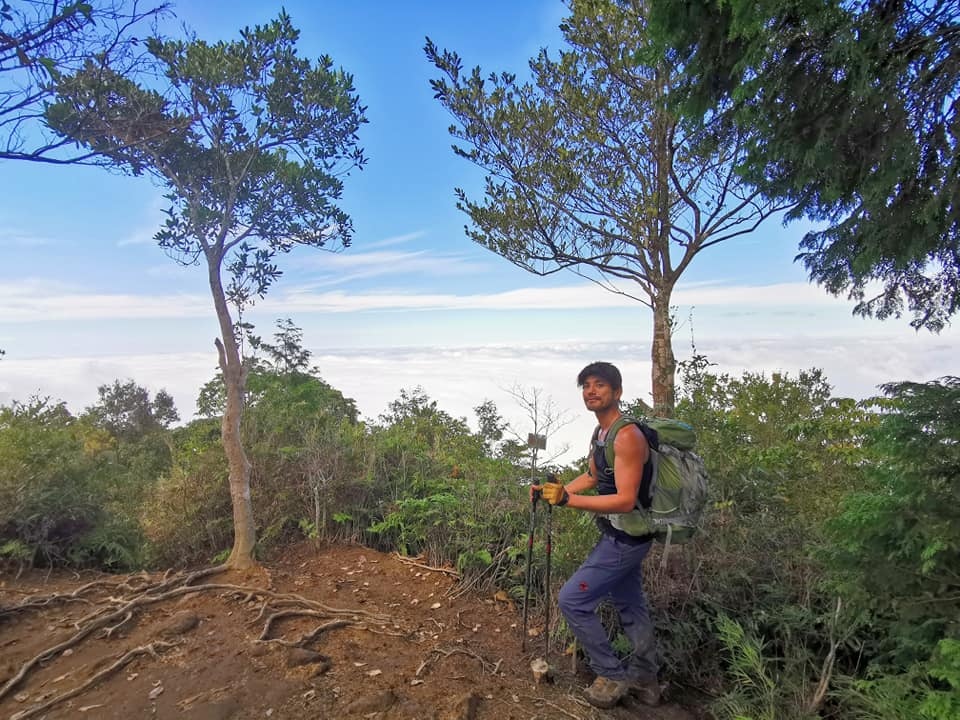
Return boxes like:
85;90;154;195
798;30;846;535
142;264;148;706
47;13;367;568
473;399;506;456
1;0;169;163
83;378;178;444
824;377;960;718
426;0;788;414
501;384;572;476
649;0;960;331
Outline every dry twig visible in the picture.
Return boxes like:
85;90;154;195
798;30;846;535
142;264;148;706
394;553;460;578
10;641;177;720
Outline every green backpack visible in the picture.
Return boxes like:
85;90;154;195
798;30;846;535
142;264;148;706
597;415;709;562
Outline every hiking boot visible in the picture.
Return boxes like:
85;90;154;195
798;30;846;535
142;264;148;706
629;676;661;706
585;676;630;709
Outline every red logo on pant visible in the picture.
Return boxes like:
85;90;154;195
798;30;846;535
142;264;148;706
579;582;589;591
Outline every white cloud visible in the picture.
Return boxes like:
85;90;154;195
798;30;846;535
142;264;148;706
0;276;920;325
361;231;426;249
2;334;955;464
0;228;53;247
289;248;489;289
265;281;849;314
0;280;208;322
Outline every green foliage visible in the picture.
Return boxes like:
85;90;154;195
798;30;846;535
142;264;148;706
0;397;124;568
669;357;875;523
47;14;369;564
141;418;232;566
149;336;370;564
47;11;368;303
0;539;31;566
456;548;492;574
0;379;179;571
824;377;960;716
622;358;878;703
650;0;960;330
711;614;816;720
69;519;143;570
362;387;528;587
0;0;168;163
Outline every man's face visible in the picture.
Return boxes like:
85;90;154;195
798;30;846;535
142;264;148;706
581;375;621;413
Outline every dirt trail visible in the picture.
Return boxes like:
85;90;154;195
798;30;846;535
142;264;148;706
0;542;699;719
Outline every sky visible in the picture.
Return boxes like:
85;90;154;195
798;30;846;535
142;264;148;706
1;0;957;463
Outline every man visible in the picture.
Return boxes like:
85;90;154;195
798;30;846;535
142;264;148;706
533;361;660;710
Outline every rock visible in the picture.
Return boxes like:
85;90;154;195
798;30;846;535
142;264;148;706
248;643;271;657
343;689;398;715
159;611;199;638
310;659;332;677
285;648;329;668
445;691;482;720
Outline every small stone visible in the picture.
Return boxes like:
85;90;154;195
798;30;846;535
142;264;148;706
450;692;482;720
344;690;397;715
249;643;270;657
285;648;328;669
160;611;200;638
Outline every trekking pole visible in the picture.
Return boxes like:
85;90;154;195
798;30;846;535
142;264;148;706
521;486;541;653
543;472;557;660
544;500;553;660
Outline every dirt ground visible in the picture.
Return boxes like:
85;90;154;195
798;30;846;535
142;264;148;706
0;542;702;720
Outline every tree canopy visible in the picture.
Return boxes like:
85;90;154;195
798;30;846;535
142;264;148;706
45;11;367;567
649;0;960;331
426;0;786;413
1;0;168;163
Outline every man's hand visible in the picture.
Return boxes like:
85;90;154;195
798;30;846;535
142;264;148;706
542;482;569;507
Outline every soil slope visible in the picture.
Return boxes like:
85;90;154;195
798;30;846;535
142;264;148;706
0;542;699;719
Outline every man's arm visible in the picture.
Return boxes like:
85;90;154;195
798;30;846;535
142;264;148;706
563;452;599;494
563;424;647;514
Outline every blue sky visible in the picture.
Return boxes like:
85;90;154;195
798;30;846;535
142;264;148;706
1;0;956;461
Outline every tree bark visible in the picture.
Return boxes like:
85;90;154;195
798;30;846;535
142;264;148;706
651;292;676;417
208;266;257;569
650;74;677;419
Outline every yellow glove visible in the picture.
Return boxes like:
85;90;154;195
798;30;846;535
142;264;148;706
541;482;569;507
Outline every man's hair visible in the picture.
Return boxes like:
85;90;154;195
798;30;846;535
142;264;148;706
577;362;622;392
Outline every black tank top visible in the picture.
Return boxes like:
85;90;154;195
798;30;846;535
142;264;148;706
591;422;655;544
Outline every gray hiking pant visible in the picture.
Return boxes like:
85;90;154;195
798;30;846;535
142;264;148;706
558;532;658;681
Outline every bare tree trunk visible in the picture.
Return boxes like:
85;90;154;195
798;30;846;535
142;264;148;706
208;267;257;569
651;293;676;417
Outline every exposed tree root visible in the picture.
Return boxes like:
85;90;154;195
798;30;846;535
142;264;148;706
257;611;351;646
0;579;118;619
10;641;177;720
0;564;407;704
515;693;587;720
415;645;501;677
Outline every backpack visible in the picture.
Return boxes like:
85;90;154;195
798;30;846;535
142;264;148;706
596;415;709;564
